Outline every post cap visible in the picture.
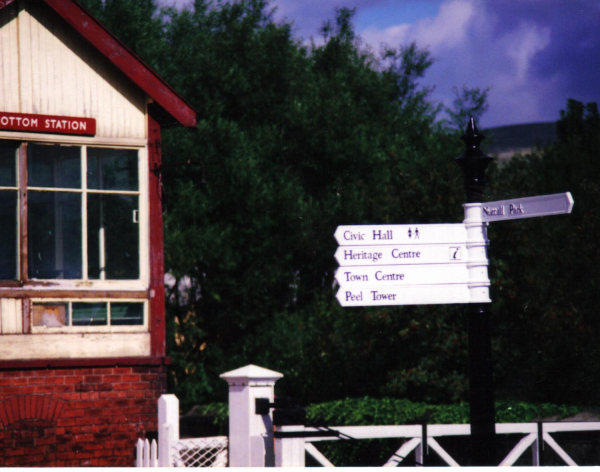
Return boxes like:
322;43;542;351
455;116;494;203
220;364;284;386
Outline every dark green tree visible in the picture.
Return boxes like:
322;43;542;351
158;2;472;407
77;0;168;71
487;99;600;405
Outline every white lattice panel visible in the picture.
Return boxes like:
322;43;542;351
171;437;228;467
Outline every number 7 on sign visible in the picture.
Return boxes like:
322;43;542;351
450;247;461;260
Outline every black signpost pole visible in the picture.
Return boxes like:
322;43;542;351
455;117;496;466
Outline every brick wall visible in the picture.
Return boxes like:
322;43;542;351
0;360;167;467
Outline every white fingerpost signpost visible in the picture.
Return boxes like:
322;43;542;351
333;117;574;466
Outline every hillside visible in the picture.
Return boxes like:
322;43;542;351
483;122;556;158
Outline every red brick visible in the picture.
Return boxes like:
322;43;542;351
93;367;113;375
37;435;57;446
112;382;130;391
55;369;76;377
80;391;100;400
93;383;114;392
5;447;26;457
102;374;121;383
28;376;46;386
113;367;132;374
121;374;141;382
34;385;57;394
74;383;94;393
73;433;95;443
73;368;95;376
45;376;65;385
53;399;65;421
49;398;62;422
56;452;75;461
2;386;36;395
1;371;22;378
131;367;151;374
61;408;86;419
59;393;81;401
23;396;31;419
0;377;28;386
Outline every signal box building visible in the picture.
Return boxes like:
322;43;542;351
0;0;196;466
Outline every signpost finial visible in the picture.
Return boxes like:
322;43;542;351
455;116;494;203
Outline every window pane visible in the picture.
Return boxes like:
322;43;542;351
87;148;138;191
111;303;144;326
72;302;107;326
32;303;69;327
28;144;81;189
0;191;17;279
29;191;82;279
0;143;17;187
88;194;139;280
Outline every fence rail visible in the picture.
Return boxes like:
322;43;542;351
288;421;600;467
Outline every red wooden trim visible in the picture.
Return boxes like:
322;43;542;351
0;0;17;11
40;0;196;128
19;143;28;284
0;289;149;299
22;299;31;334
148;116;166;357
0;356;171;370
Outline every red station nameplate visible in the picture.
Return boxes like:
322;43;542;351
0;111;96;136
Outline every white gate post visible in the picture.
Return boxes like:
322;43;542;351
221;364;283;467
275;424;305;467
158;394;179;467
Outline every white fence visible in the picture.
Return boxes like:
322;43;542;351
136;395;227;467
135;365;600;467
282;421;600;467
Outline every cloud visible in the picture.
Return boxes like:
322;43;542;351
270;0;390;42
354;0;595;127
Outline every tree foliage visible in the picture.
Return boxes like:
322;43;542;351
154;2;475;407
487;99;600;405
78;0;600;410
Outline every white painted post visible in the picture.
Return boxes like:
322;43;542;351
136;438;144;467
221;364;283;467
150;439;158;467
275;424;305;467
463;202;491;303
158;394;179;467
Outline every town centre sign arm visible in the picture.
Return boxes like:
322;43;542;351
333;192;573;307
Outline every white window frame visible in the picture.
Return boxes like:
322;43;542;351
0;139;149;290
30;298;148;333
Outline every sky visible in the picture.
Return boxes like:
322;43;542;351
168;0;600;128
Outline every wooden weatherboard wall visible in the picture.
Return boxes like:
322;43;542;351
0;0;196;466
0;1;147;141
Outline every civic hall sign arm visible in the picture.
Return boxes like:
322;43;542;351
333;192;573;307
0;111;96;136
